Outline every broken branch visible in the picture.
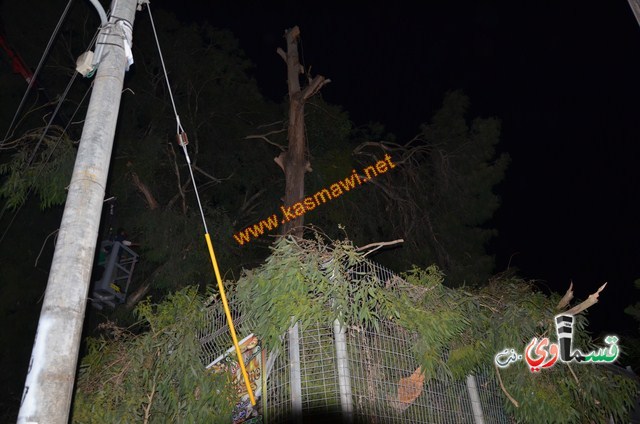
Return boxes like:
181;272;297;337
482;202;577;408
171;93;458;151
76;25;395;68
193;165;226;183
495;364;519;408
565;282;607;315
556;281;574;309
131;172;159;210
301;76;331;101
274;152;286;172
356;239;404;257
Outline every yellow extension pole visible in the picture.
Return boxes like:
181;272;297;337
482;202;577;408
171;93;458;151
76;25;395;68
147;1;255;405
204;233;256;406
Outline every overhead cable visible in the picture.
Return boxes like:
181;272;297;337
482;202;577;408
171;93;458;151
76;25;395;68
1;0;75;147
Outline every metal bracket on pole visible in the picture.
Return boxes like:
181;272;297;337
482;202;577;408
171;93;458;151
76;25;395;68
137;0;150;11
90;5;135;73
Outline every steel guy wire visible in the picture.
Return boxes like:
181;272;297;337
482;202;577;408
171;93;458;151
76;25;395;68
1;0;75;147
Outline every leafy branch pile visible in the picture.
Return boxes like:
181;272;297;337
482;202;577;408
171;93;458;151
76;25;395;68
236;236;638;423
72;287;235;424
72;236;637;423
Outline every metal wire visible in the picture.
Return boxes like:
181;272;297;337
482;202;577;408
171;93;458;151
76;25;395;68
1;0;75;146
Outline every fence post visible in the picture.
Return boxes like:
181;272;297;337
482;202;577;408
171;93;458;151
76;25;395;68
333;319;354;422
466;374;485;424
288;321;303;422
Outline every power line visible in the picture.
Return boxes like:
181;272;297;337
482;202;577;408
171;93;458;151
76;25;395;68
0;79;94;247
1;0;75;147
0;18;101;239
26;71;78;167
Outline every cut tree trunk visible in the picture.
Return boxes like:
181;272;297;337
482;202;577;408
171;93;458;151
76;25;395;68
276;26;329;238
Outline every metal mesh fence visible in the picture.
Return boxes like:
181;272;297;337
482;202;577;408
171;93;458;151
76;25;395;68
298;322;341;415
348;321;474;423
197;298;256;367
199;259;513;423
475;371;513;423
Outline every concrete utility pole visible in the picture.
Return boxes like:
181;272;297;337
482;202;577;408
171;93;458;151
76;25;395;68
18;0;138;422
629;0;640;28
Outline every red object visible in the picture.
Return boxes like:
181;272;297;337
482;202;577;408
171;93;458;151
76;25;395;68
0;34;34;84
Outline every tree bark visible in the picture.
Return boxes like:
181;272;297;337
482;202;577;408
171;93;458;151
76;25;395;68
125;282;151;310
131;171;159;210
277;26;329;238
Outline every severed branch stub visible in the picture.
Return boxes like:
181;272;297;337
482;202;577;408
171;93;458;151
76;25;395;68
564;282;607;315
556;281;574;309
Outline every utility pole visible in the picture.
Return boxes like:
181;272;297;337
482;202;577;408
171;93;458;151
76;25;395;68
17;0;138;422
629;0;640;28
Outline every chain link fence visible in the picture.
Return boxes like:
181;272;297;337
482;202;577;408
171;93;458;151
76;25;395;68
198;259;512;423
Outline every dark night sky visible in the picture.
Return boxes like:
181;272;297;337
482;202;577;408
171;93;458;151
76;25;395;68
147;0;640;334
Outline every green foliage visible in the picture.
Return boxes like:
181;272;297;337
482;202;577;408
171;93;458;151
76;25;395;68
0;126;75;209
235;236;638;423
236;236;401;349
305;98;352;157
344;91;509;286
72;287;235;423
70;238;637;424
416;91;509;285
623;279;640;370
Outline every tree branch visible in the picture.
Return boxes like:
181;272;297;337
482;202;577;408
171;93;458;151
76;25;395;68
167;143;187;214
556;281;574;309
274;152;286;172
301;75;331;101
192;165;228;183
257;120;285;129
131;172;159;210
143;377;156;424
233;189;266;226
495;364;519;408
167;180;192;210
245;129;286;151
356;239;404;256
565;282;607;315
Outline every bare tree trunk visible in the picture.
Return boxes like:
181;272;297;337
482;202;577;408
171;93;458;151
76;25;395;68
276;26;329;238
